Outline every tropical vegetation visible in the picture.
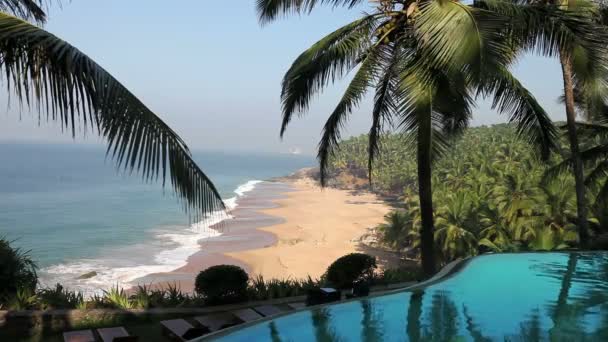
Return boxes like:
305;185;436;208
0;237;37;304
0;238;418;311
327;124;608;264
256;0;607;276
0;1;224;218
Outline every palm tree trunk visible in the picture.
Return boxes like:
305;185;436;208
559;52;590;246
418;111;437;276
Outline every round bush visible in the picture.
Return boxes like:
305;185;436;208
325;253;377;289
0;238;37;302
195;265;249;305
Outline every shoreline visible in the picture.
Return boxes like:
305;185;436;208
131;168;398;293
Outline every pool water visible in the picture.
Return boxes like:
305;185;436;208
206;252;608;341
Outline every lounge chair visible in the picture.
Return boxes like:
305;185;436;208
287;302;306;310
63;330;95;342
97;327;139;342
231;308;263;322
194;312;239;332
160;319;209;341
253;305;283;317
306;287;341;306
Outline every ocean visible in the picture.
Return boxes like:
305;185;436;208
0;142;313;294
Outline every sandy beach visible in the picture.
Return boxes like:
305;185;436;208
133;170;394;292
226;176;392;280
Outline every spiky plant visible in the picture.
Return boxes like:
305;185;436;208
103;285;133;309
0;1;224;218
0;237;37;304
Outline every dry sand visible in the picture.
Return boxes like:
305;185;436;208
133;172;396;292
226;177;391;280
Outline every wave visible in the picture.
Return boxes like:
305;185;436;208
224;180;263;210
39;179;265;295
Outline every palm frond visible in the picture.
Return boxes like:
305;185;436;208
368;43;401;182
0;0;46;23
0;13;225;218
576;122;608;138
431;71;474;140
480;0;607;76
279;14;378;137
594;177;608;207
414;0;509;78
317;43;380;186
256;0;366;23
480;66;558;160
585;160;608;189
397;69;449;162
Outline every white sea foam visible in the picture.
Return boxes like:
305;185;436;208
40;179;265;295
224;180;263;210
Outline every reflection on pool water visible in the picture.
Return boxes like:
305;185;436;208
205;252;608;341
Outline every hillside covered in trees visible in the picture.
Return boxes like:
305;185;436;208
326;124;608;263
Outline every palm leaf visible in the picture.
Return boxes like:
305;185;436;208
480;66;558;160
0;0;46;23
0;13;225;218
480;0;607;77
256;0;366;23
317;42;381;185
414;0;510;78
368;42;401;183
585;160;608;189
279;14;377;137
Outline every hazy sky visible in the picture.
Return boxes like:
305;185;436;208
0;1;566;154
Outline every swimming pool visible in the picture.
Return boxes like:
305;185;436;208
203;252;608;341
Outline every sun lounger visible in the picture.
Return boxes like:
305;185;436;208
254;305;283;317
63;330;95;342
231;308;263;322
306;287;341;306
97;327;139;342
160;319;209;341
195;312;239;332
287;302;306;310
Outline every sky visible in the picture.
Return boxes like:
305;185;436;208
0;1;567;154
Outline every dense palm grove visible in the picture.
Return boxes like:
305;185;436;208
327;124;608;264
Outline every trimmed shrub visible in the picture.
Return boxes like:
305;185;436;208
195;265;249;305
0;238;37;303
325;253;377;289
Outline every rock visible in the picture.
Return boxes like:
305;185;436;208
76;271;97;280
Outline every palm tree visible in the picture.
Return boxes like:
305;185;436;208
255;0;576;277
377;210;414;251
549;94;608;236
0;2;224;217
434;192;479;260
507;0;608;246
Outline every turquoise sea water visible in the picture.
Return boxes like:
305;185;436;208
209;252;608;341
0;143;313;293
